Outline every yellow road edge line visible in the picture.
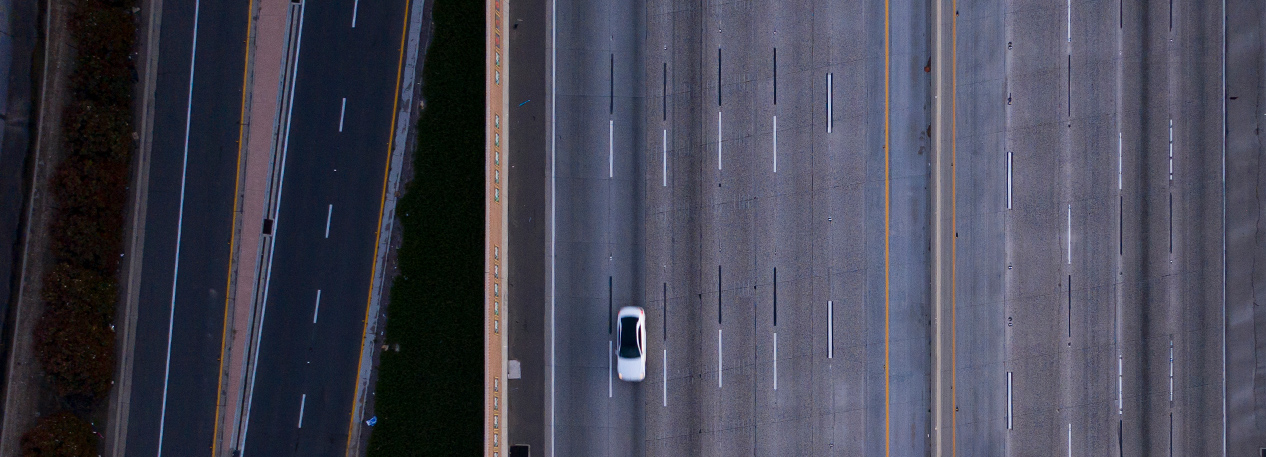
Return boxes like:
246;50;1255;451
950;0;958;455
211;0;256;452
343;0;413;451
883;0;891;455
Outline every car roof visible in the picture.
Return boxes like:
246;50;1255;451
617;306;643;318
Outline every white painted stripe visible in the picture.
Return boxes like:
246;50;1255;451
1068;204;1072;264
1007;371;1013;429
1118;131;1123;190
826;73;833;133
773;332;778;391
1169;340;1174;401
549;0;557;452
827;300;834;359
608;340;613;397
324;204;333;238
339;97;346;132
312;289;322;323
1007;151;1013;209
297;394;306;428
1169;118;1174;180
1068;423;1072;457
1067;0;1072;42
157;0;201;452
351;0;358;27
773;115;778;172
1118;354;1124;415
717;111;723;170
662;349;668;406
718;329;723;388
662;129;667;186
609;120;614;178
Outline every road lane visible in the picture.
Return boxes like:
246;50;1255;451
239;0;406;454
123;0;246;453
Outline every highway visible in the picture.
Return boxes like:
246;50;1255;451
123;0;246;453
948;0;1223;455
545;0;931;454
531;0;1237;455
237;0;408;455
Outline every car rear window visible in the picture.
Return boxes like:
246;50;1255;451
619;316;640;358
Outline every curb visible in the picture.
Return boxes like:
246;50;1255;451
484;0;509;453
105;0;164;450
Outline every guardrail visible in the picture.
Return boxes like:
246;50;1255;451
485;0;508;454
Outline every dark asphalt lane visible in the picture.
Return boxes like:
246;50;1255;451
123;0;247;454
239;0;407;455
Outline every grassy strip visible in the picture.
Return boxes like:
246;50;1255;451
364;0;483;454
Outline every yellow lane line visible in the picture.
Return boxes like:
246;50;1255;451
344;0;412;450
211;0;256;452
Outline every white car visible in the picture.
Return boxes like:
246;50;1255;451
616;306;646;382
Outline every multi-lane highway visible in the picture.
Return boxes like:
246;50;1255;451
526;0;1238;455
120;0;410;455
545;0;930;454
238;0;408;454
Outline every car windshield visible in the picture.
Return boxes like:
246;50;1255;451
618;316;640;358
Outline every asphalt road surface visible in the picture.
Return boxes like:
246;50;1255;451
238;0;407;454
530;0;1244;455
123;0;246;453
545;0;930;455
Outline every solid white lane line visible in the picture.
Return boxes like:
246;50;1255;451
1007;371;1013;429
718;329;723;388
1007;151;1013;209
1067;204;1072;264
609;120;614;178
717;111;722;170
662;349;667;406
827;300;833;359
339;98;346;132
158;0;201;451
608;340;613;397
351;0;358;27
773;332;778;390
1067;0;1072;42
773;115;778;172
312;290;322;323
297;394;307;428
1068;423;1072;457
324;204;333;238
1118;354;1124;414
1118;131;1123;190
662;129;667;187
826;73;833;133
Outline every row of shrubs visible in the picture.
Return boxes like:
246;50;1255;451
22;0;136;453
